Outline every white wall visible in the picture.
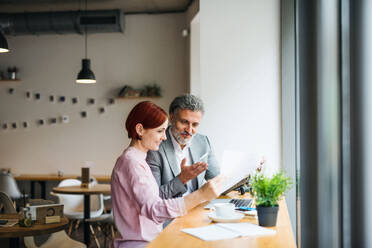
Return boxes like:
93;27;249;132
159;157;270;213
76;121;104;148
0;13;187;175
195;0;281;172
190;13;200;94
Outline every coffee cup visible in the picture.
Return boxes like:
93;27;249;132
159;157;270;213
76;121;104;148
214;203;235;217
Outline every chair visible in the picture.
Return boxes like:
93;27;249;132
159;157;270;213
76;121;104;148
86;212;116;248
24;231;86;248
0;191;17;214
53;179;105;247
54;179;104;219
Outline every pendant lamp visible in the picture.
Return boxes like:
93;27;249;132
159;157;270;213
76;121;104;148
76;0;96;84
0;31;9;53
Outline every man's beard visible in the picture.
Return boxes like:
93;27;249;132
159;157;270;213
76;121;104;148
171;127;193;146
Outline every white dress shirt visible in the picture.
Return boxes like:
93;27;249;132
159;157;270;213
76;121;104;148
168;129;197;196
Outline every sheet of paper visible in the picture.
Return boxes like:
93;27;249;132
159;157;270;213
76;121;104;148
220;150;260;193
182;225;239;241
217;223;276;236
181;223;276;241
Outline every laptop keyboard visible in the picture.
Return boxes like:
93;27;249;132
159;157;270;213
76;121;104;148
229;199;252;208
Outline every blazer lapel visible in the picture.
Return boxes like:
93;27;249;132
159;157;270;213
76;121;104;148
163;127;181;177
189;141;197;164
189;137;205;188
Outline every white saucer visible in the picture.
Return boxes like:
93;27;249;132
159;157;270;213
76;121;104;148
207;211;244;223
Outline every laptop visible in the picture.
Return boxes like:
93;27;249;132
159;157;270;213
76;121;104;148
204;198;253;209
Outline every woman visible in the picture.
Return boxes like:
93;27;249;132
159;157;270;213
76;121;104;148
111;101;222;248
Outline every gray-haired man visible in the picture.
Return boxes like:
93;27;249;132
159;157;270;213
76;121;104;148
147;94;220;199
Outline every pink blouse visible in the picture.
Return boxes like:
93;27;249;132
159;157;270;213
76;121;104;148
111;146;187;248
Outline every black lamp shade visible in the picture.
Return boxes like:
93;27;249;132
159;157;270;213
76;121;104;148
0;32;9;53
76;59;96;84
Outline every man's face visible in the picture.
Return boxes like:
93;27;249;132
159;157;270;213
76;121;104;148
170;109;202;146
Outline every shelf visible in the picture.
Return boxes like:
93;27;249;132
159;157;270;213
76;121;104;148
0;79;21;82
116;96;161;100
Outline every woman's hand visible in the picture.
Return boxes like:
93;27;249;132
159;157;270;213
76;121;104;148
199;175;225;201
184;175;225;211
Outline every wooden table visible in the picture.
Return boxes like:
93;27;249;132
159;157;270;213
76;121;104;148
15;174;111;199
0;215;68;248
147;192;296;248
52;184;111;246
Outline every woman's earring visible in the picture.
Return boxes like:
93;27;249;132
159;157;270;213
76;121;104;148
138;135;142;140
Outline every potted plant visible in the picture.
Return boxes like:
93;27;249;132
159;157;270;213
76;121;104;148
250;171;293;227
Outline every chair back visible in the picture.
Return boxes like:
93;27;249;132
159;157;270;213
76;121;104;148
89;177;104;213
0;191;16;213
56;179;103;215
0;170;22;199
0;191;17;214
56;179;84;213
24;230;86;248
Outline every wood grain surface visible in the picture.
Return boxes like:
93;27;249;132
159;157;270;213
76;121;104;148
52;184;111;195
147;192;296;248
15;174;111;183
0;216;68;238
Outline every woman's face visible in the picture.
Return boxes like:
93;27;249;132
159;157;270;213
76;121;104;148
141;119;168;151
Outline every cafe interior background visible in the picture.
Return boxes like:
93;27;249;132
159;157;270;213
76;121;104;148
0;0;289;242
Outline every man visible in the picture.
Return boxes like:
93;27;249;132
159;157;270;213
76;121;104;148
147;94;220;199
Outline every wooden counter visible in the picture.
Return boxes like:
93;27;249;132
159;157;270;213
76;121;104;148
14;174;111;183
14;174;110;199
0;216;68;238
52;184;111;195
147;192;296;248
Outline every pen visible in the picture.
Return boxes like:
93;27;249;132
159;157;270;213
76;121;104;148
198;153;208;162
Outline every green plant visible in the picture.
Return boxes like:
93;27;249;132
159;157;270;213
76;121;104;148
250;171;293;207
143;83;161;97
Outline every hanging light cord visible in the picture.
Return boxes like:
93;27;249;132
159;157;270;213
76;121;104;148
84;0;88;59
85;25;87;59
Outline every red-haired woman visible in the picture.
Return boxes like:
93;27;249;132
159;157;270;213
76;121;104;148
111;101;223;248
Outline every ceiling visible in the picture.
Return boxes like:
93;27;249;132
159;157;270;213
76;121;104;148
0;0;193;14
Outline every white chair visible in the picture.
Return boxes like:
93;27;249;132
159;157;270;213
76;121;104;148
55;179;104;220
54;179;105;247
24;231;86;248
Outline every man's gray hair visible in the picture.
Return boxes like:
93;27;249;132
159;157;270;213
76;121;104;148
169;94;205;115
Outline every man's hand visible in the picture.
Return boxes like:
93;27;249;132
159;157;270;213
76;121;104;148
178;158;208;184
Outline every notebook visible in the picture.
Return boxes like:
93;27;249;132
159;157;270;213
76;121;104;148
182;222;276;241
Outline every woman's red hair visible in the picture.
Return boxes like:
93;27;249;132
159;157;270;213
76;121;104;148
125;101;168;139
